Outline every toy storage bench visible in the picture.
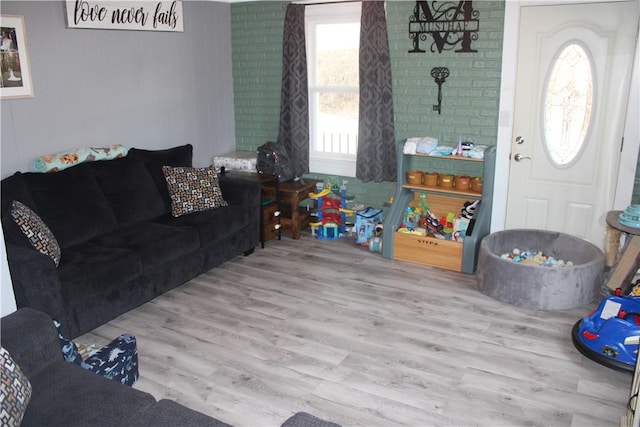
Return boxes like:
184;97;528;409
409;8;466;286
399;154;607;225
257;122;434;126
392;193;471;271
382;142;496;273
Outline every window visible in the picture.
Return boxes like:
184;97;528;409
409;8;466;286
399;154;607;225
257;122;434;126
306;3;361;177
543;42;594;167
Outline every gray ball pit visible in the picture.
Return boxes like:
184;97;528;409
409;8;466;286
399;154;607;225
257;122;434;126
476;229;605;310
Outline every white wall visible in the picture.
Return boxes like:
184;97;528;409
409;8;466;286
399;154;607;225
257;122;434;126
0;222;17;316
1;1;237;177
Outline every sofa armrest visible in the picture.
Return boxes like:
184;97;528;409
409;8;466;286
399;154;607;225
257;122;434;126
218;176;261;212
0;308;62;379
5;243;69;335
142;400;232;427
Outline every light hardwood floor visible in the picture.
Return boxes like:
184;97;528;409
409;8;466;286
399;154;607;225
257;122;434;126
77;234;632;427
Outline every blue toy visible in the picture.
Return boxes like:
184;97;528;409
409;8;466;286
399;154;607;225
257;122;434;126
572;294;640;373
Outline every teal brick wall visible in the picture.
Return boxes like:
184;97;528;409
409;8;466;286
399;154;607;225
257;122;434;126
232;2;285;152
231;1;505;210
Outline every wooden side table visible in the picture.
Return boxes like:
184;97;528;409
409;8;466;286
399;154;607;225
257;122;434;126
604;210;640;292
261;178;321;240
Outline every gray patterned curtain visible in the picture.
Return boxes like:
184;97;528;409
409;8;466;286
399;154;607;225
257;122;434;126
356;1;396;182
276;4;309;177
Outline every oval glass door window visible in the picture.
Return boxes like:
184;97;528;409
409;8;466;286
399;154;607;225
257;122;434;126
543;43;594;166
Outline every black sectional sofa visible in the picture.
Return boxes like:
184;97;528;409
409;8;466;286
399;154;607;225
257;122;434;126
1;308;341;427
1;144;261;338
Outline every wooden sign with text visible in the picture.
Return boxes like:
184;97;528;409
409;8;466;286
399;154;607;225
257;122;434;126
66;1;183;32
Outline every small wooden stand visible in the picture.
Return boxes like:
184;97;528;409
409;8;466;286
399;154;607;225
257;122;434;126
604;210;640;293
223;171;321;242
261;179;321;240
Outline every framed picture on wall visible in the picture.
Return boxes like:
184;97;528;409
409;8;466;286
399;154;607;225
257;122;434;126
1;15;33;99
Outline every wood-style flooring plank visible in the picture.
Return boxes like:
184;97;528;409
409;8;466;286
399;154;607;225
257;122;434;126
76;234;631;427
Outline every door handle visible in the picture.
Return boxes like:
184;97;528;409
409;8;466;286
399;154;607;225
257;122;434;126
513;153;531;162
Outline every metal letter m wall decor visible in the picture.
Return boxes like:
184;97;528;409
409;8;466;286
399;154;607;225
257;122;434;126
409;1;479;54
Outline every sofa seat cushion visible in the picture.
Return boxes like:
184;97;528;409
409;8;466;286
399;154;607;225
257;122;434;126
22;164;117;249
91;155;166;227
154;204;248;247
91;222;200;272
22;361;156;427
59;244;142;305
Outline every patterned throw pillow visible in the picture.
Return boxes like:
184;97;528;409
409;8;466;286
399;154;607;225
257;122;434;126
0;347;32;427
10;200;61;266
162;166;228;217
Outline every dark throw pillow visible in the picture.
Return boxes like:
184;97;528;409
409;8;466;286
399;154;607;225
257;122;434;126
162;166;228;217
10;200;61;266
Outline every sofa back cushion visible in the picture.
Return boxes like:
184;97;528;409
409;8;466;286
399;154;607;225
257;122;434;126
22;164;117;248
128;144;193;212
91;155;166;226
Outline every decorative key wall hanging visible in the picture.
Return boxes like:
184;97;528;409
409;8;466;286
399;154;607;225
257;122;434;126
431;67;449;115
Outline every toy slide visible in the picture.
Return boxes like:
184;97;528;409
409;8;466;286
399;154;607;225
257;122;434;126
308;189;331;199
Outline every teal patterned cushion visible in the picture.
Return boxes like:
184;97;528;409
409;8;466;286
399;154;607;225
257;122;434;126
0;347;32;427
10;200;61;266
162;166;228;217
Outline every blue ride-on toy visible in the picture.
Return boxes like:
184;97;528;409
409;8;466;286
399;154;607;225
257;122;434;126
572;294;640;373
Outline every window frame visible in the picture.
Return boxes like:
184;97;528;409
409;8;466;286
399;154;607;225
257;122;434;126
305;2;361;177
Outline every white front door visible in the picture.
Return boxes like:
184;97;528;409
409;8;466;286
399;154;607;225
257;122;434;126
505;1;638;247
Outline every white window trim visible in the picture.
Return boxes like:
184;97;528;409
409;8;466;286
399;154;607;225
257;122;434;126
306;2;361;177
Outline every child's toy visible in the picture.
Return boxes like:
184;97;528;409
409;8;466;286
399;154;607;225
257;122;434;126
397;226;426;236
368;223;384;253
309;180;355;239
500;248;573;267
439;212;455;238
629;280;640;296
460;200;479;220
403;206;421;229
453;217;470;241
424;210;445;236
369;236;383;253
356;207;384;246
572;294;640;373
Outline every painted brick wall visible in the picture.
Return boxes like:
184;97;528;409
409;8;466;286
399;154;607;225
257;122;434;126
232;2;285;151
231;1;505;210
